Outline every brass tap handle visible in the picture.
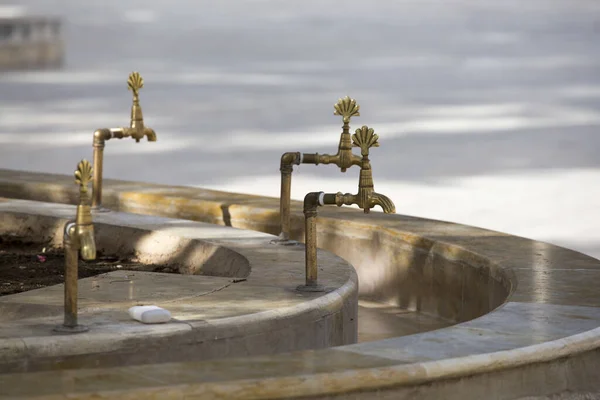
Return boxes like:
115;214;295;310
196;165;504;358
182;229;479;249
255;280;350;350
74;159;93;203
126;71;150;142
74;159;95;260
333;96;360;124
352;125;379;157
127;71;144;102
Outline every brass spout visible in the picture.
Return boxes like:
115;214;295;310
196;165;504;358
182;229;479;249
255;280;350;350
77;223;96;261
276;96;363;244
344;124;396;214
370;192;396;214
55;159;96;334
144;127;157;142
91;72;157;210
298;187;394;292
297;126;395;289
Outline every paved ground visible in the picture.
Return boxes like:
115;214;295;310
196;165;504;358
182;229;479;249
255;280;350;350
1;0;599;258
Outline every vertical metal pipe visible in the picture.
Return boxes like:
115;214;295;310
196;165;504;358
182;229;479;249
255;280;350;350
275;152;300;244
63;224;78;328
304;208;318;286
279;168;292;241
55;160;94;334
92;142;104;209
296;192;325;292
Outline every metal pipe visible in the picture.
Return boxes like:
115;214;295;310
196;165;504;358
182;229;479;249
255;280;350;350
271;152;301;244
297;192;325;292
91;145;103;209
296;187;394;292
91;129;110;210
274;97;363;245
296;192;339;292
304;209;317;286
62;222;78;328
54;159;95;334
90;72;156;212
295;127;395;291
279;169;292;241
303;192;320;286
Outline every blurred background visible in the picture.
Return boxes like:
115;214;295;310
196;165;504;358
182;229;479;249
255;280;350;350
1;0;599;258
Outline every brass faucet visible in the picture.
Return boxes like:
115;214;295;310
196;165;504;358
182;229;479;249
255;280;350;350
297;126;395;292
275;96;364;244
92;71;157;211
54;160;96;333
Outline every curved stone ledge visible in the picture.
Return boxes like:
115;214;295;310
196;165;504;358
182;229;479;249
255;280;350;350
2;212;251;279
0;198;358;374
0;169;599;399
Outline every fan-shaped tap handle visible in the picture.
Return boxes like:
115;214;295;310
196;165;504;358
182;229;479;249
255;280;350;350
74;159;93;220
127;71;144;102
352;125;379;157
74;159;92;195
333;96;360;124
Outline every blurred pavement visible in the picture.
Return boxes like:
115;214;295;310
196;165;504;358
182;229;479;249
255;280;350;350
1;0;599;258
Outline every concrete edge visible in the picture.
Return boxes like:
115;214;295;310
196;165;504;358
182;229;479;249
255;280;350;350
1;170;599;398
0;201;358;367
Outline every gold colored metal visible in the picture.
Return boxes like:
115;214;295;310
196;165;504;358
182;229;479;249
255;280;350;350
337;125;395;214
296;192;325;292
91;71;157;210
305;96;363;171
74;160;96;260
275;96;363;244
273;152;301;244
54;159;96;334
333;95;360;123
127;71;143;101
297;127;395;290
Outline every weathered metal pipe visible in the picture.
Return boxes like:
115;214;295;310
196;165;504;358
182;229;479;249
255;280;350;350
271;152;301;244
297;126;396;291
62;222;79;329
275;96;362;244
91;72;156;211
296;192;327;292
54;159;96;334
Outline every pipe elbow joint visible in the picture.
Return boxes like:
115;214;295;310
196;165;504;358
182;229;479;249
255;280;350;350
281;152;301;172
93;128;112;145
303;191;324;214
304;191;342;213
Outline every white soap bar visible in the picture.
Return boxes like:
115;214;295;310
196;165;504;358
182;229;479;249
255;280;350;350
128;305;171;324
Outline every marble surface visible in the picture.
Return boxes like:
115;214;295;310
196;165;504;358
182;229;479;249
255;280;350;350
0;198;358;373
357;300;451;342
0;172;600;399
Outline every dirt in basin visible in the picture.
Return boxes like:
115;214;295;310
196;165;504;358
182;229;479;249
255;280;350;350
0;237;180;297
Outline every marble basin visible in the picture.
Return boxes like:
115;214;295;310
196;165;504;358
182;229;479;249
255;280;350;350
0;200;358;373
1;174;600;398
